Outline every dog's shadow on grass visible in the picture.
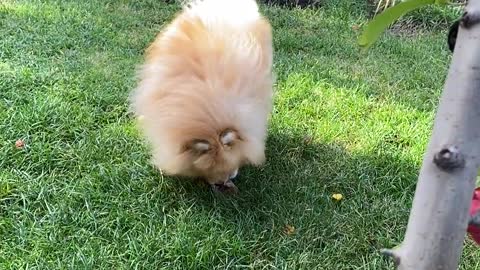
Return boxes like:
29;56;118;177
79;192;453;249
170;131;418;231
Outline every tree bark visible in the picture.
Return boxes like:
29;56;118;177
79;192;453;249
382;1;480;269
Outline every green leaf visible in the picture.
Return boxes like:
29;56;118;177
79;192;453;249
358;0;449;50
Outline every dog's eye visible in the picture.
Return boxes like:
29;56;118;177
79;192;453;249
185;139;211;154
223;141;236;150
220;129;237;147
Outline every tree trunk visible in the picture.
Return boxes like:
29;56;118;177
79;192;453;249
382;1;480;269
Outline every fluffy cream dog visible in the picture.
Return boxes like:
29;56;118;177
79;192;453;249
130;0;273;192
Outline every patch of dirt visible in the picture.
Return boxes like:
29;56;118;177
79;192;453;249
260;0;322;8
388;20;424;37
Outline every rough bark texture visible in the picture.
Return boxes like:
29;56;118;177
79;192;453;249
382;1;480;269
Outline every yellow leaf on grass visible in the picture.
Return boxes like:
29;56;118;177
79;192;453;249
332;193;343;201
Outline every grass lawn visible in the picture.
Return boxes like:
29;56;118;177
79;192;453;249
1;0;479;269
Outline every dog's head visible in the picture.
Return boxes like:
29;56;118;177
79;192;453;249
182;128;257;186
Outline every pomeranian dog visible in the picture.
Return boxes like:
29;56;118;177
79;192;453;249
130;0;274;193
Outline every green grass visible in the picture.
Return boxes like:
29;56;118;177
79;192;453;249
1;0;478;269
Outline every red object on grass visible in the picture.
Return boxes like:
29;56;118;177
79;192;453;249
467;187;480;245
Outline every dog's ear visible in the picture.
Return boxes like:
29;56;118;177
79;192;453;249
220;129;240;147
184;139;210;154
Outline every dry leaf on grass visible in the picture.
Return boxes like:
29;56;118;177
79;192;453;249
15;139;25;149
284;224;295;235
303;135;313;144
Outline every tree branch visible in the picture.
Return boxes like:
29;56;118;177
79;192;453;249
383;1;480;269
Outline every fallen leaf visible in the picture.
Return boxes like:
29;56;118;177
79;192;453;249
284;224;295;235
303;135;313;144
15;139;25;149
332;193;343;201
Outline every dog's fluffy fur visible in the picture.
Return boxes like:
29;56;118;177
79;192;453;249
130;0;274;187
